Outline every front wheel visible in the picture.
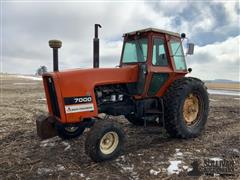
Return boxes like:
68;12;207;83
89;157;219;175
85;121;125;162
163;77;209;138
56;123;85;140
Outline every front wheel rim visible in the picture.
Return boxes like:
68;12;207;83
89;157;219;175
64;126;79;133
100;131;119;155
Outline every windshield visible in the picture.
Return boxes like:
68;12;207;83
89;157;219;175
122;38;148;63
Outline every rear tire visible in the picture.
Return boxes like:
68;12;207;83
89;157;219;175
163;77;209;138
85;121;125;162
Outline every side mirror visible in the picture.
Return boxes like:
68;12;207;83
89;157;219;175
188;68;192;73
181;33;186;39
187;43;194;55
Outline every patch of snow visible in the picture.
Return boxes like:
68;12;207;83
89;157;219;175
234;98;240;100
17;75;42;81
13;82;38;85
62;141;71;151
120;164;134;172
150;156;155;159
175;152;183;156
70;172;85;177
232;148;239;153
210;157;222;161
210;98;218;102
0;129;6;133
37;168;53;175
208;89;240;96
167;160;182;175
40;137;59;147
37;98;46;101
57;164;65;171
195;149;201;152
138;153;143;156
40;141;55;147
187;167;193;172
161;168;166;173
150;169;161;176
174;149;183;157
182;165;189;170
119;155;126;162
115;160;139;180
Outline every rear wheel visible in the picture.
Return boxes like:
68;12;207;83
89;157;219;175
85;121;125;162
56;123;85;140
163;77;209;138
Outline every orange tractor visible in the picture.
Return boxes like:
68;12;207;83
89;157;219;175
37;24;209;162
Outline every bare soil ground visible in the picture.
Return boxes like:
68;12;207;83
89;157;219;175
0;75;240;180
205;82;240;91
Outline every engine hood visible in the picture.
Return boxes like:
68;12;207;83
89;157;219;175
54;65;138;97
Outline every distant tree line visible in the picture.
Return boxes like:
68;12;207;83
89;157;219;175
36;66;47;76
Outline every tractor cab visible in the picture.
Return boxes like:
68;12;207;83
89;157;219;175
120;28;190;97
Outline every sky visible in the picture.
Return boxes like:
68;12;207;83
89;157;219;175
1;0;240;81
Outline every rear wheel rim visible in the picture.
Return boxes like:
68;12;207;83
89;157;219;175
100;131;119;155
183;93;200;126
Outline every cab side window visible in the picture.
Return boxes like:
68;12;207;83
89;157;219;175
170;40;187;70
152;38;168;66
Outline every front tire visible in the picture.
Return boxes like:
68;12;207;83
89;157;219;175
85;121;125;162
163;77;209;138
56;123;85;140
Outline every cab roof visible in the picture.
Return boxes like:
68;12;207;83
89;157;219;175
123;28;180;37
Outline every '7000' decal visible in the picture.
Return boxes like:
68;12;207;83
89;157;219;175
64;96;94;114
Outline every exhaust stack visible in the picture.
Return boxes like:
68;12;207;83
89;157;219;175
93;24;102;68
49;40;62;72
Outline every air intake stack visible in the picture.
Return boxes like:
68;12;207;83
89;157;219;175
48;40;62;72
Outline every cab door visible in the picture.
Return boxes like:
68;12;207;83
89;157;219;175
144;35;172;97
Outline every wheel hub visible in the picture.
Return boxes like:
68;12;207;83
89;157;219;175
64;126;79;133
100;131;119;155
183;93;199;125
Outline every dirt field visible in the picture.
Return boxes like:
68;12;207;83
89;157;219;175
0;75;240;180
205;82;240;91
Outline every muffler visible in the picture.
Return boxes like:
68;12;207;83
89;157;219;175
93;24;102;68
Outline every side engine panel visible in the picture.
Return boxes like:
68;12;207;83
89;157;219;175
95;84;136;116
94;84;162;118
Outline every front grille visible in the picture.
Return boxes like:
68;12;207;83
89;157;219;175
46;77;61;118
